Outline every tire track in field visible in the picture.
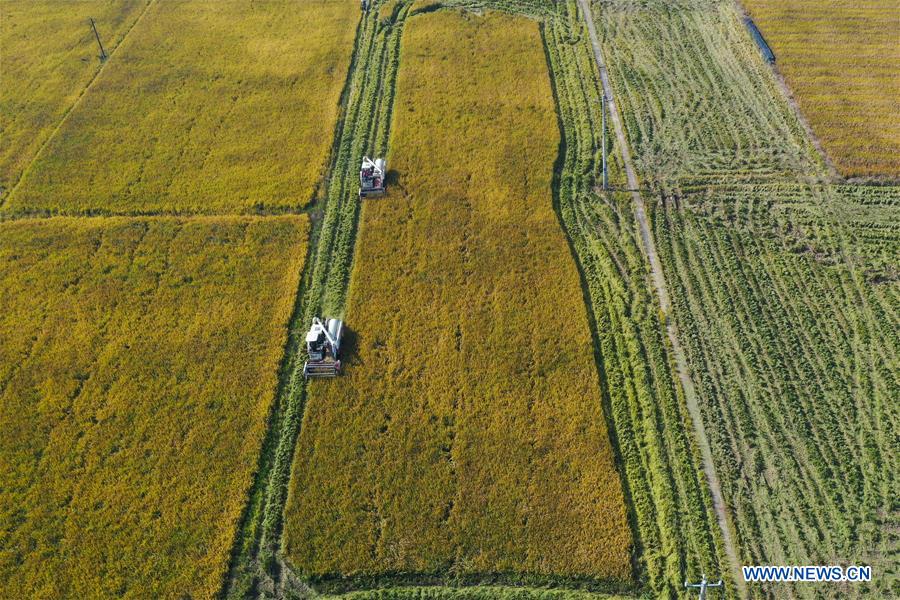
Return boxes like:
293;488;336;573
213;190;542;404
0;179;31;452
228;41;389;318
577;0;745;596
3;0;158;208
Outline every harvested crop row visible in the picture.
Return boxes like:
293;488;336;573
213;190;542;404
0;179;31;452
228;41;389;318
653;188;899;599
284;9;631;585
0;0;148;199
542;1;727;592
560;195;727;596
0;216;308;598
331;587;631;600
594;0;819;190
741;0;900;178
6;0;358;215
678;182;900;279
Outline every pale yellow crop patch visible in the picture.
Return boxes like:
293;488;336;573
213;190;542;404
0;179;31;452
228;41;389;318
6;0;359;214
0;1;148;198
743;0;900;177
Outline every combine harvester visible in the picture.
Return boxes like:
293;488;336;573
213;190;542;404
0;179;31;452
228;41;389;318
359;156;386;198
303;317;344;379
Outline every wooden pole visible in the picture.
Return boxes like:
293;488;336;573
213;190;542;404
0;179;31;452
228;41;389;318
90;18;107;61
601;93;608;190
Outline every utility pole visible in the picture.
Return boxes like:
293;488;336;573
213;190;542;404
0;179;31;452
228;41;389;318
89;18;107;61
601;93;608;191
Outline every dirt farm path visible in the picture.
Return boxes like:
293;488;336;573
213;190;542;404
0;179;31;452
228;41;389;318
576;0;746;595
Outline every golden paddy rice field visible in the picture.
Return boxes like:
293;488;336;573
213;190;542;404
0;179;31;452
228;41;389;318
0;216;308;597
4;0;358;214
742;0;900;177
283;9;632;586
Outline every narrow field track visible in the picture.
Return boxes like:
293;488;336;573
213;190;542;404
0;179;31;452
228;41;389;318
223;3;418;596
579;0;746;595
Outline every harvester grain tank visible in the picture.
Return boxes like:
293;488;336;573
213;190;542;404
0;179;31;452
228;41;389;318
303;317;344;378
359;156;386;198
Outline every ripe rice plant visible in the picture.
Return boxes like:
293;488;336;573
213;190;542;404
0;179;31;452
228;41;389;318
0;215;308;598
593;0;820;190
652;186;899;599
741;0;900;178
0;0;148;199
283;8;632;587
5;0;358;215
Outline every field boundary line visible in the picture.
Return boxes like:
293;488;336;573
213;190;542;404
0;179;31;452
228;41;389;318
576;0;745;596
731;1;839;182
2;0;157;209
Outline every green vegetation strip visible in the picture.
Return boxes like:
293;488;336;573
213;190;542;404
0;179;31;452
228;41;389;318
543;1;730;596
593;0;822;192
324;586;630;599
653;185;899;599
225;3;416;597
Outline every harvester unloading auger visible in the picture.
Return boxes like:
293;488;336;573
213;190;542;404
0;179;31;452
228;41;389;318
303;317;343;379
